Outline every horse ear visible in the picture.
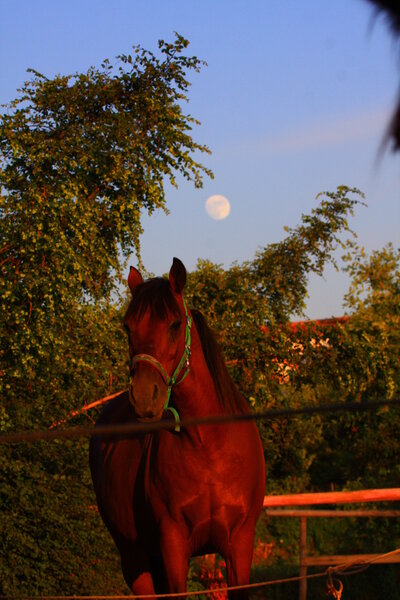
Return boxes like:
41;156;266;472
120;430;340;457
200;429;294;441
169;257;187;295
128;266;143;295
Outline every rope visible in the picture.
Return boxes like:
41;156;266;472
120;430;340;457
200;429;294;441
2;550;399;599
325;548;400;599
330;547;400;576
0;574;345;599
1;398;399;445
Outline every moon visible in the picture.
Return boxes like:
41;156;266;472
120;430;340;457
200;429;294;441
205;195;231;220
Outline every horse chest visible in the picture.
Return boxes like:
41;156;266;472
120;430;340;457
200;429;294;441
145;472;248;556
145;434;251;524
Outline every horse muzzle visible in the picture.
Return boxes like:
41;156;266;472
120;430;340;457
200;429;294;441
128;377;166;422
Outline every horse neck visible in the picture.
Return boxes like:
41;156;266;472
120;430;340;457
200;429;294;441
172;323;224;419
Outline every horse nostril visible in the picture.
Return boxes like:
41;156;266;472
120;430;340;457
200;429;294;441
152;384;159;402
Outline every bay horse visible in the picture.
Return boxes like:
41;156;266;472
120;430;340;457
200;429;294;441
89;258;266;599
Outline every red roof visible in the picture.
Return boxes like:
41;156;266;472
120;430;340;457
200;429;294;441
288;316;349;330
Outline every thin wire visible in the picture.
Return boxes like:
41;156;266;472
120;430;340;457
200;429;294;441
3;550;399;599
1;398;399;445
0;571;338;599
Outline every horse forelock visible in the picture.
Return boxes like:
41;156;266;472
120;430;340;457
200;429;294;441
124;278;181;323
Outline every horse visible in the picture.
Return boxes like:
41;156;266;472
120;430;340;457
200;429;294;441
89;258;266;599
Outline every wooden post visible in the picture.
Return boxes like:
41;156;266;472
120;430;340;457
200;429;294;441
299;516;307;600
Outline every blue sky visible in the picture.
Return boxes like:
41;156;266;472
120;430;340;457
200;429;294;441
1;0;399;318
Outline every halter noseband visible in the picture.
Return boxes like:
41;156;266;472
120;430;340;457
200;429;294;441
129;298;192;432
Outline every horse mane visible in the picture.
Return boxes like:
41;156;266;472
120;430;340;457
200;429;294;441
191;309;250;416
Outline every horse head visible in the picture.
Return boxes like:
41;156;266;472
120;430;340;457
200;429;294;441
123;258;191;425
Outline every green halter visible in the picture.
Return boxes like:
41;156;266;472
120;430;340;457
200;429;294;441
129;298;192;432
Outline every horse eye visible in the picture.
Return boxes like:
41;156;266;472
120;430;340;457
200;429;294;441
170;320;182;333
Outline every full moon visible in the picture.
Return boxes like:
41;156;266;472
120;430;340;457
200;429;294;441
205;195;231;220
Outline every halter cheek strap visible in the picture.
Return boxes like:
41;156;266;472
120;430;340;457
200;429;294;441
129;298;192;432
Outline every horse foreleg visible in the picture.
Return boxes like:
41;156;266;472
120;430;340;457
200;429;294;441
224;528;255;600
159;522;190;597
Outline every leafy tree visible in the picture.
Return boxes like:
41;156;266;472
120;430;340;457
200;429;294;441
342;242;400;400
182;186;395;596
185;186;399;507
2;156;398;594
0;35;211;595
303;244;400;586
0;34;211;427
309;243;400;489
186;186;364;409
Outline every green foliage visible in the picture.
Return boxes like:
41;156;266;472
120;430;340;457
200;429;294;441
0;439;126;594
342;243;400;400
185;201;400;495
185;189;400;597
1;66;398;599
186;186;365;406
0;35;212;595
251;185;365;322
0;33;212;424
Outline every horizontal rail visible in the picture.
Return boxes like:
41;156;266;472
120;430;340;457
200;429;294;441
265;509;400;517
303;552;400;566
1;398;400;445
264;490;400;600
263;488;400;507
265;491;400;600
